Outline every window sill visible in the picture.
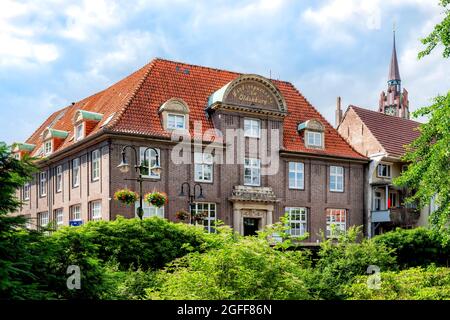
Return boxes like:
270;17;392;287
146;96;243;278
141;176;161;181
330;190;344;193
288;187;305;191
194;179;213;184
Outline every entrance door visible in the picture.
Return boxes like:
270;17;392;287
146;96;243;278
243;218;260;236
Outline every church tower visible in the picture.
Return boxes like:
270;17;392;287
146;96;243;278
379;30;409;119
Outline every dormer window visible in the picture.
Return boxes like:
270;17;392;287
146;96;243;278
159;98;190;131
72;110;103;141
167;114;186;130
297;119;325;149
38;128;69;157
306;131;323;148
75;123;84;141
44;140;52;155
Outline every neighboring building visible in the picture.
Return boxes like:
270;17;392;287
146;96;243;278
12;58;367;243
337;31;427;237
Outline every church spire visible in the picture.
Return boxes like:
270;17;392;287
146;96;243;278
379;26;410;119
388;28;401;84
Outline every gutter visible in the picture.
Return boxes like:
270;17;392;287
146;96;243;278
279;149;369;164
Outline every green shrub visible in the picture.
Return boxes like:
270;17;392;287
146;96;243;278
372;227;450;268
146;228;312;300
307;226;397;300
344;266;450;300
103;267;157;300
41;227;107;299
55;216;214;271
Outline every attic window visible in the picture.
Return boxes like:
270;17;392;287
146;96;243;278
167;114;186;129
297;119;325;149
44;140;52;155
159;98;190;131
75;123;84;141
101;113;115;127
306;132;322;147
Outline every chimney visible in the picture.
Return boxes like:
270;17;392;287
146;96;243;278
335;96;343;128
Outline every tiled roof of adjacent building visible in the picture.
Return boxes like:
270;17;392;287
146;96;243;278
24;58;366;160
349;105;421;158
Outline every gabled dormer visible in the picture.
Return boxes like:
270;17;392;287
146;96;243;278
72;110;103;142
41;128;69;156
158;98;190;131
12;143;36;160
297;119;325;150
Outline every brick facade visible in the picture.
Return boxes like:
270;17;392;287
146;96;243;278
12;58;367;242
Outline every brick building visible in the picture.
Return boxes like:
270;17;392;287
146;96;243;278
336;31;431;237
13;58;367;243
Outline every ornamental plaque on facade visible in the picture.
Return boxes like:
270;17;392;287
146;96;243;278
225;81;278;110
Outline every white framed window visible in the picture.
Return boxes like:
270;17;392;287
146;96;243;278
306;131;323;148
139;147;160;178
91;149;100;181
44;140;52;155
194;152;213;182
244;118;261;138
75;123;84;141
377;164;391;178
330;166;344;192
191;202;216;233
167;113;186;130
326;208;347;238
39;171;47;197
56;165;62;192
90;201;102;221
54;208;63;227
374;191;382;211
286;207;307;237
289;162;304;189
38;211;49;229
72;158;80;187
244;158;261;186
135;201;164;219
13;153;20;160
23;183;30;200
70;204;81;221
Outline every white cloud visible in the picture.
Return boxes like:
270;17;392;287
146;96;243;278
301;0;442;48
399;14;450;113
60;0;122;41
0;0;60;67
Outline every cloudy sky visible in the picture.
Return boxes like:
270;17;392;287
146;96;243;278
0;0;449;144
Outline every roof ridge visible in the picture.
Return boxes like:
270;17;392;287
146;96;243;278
106;59;157;130
349;104;422;124
153;57;293;85
24;106;70;145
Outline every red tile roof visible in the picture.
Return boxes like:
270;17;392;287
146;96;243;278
349;105;421;158
24;58;366;160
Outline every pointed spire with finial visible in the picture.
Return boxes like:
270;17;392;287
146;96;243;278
388;23;401;84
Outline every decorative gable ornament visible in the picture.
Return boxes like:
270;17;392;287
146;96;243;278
207;74;287;117
297;119;324;133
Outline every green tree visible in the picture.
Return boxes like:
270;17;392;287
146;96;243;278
394;93;450;239
418;0;450;59
0;142;50;298
395;0;450;238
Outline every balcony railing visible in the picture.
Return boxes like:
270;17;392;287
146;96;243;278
371;207;420;226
